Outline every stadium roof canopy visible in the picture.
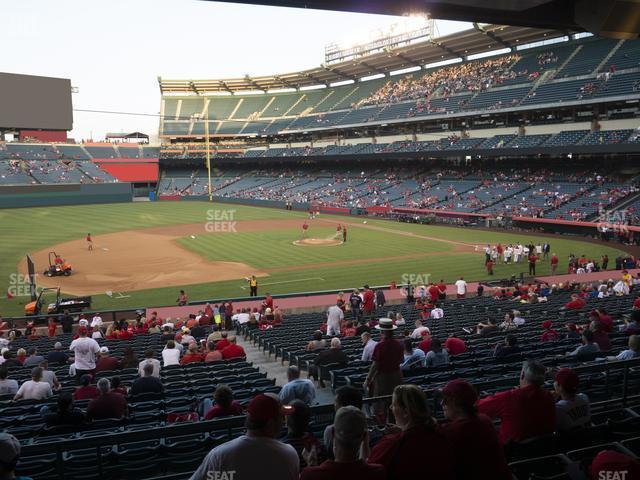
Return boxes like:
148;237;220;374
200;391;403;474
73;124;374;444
159;24;571;94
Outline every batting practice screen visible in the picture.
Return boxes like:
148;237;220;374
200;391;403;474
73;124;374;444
0;72;73;130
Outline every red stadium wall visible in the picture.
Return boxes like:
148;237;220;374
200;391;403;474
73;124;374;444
19;129;67;142
96;162;158;182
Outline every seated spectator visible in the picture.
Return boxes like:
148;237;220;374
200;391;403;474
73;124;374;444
204;384;243;420
554;368;591;433
342;321;357;337
365;384;455;480
39;360;60;390
204;341;223;362
425;338;450;367
73;374;98;400
567;329;601;357
138;349;160;377
301;406;386;480
494;334;521;358
499;312;518;331
444;335;467;355
43;392;86;428
477;360;555;444
475;318;500;337
221;336;246;360
280;366;316;405
311;337;349;386
281;399;325;469
590;321;611;351
418;331;432;353
120;347;139;369
180;343;204;365
162;340;181;367
622;310;640;334
86;378;128;420
14;367;52;401
22;347;44;368
410;319;430;339
401;338;425;370
110;376;127;396
0;433;30;480
440;379;511;480
2;350;22;368
190;393;299;480
564;293;586;310
46;342;68;365
607;334;639;361
360;332;377;362
0;367;18;396
565;322;581;340
323;385;363;460
306;331;326;351
541;320;559;342
95;347;121;373
130;363;163;396
590;450;640;480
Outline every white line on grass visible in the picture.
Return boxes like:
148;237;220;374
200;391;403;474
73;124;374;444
239;277;325;289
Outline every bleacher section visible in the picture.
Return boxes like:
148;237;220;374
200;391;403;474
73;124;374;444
160;36;640;137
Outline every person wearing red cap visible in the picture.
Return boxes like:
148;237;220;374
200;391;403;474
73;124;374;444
541;321;560;342
563;294;586;311
590;450;640;479
190;393;299;480
440;380;511;480
444;335;467;356
477;360;555;444
221;336;246;360
554;368;591;433
69;326;100;384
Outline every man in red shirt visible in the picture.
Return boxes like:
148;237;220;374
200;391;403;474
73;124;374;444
541;320;559;342
428;283;440;303
550;254;559;274
486;259;494;275
444;335;467;356
221;336;246;360
262;293;274;313
301;406;386;480
477;360;555;444
528;254;538;275
418;332;432;353
180;343;204;365
361;285;375;320
95;347;121;373
365;318;403;424
437;280;447;300
440;379;511;480
215;332;230;351
86;378;128;420
564;294;586;311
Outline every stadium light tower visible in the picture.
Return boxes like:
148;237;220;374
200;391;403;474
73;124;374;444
190;111;213;203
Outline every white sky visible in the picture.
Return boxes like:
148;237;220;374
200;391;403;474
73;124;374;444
3;0;470;141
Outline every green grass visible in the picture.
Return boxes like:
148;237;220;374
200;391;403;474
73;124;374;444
0;201;628;316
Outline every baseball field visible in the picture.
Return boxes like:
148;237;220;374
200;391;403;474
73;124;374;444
0;201;629;317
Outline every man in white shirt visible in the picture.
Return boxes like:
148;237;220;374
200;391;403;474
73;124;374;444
90;314;103;329
235;309;251;325
13;367;52;401
69;327;101;382
410;319;430;339
430;305;444;320
454;277;467;298
327;304;344;337
0;367;18;395
190;393;299;480
513;311;526;326
138;349;161;377
162;340;181;367
361;332;377;362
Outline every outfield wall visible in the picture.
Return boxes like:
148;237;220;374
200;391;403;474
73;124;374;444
0;183;133;208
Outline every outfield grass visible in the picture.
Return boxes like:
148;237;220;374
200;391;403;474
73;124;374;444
0;201;628;316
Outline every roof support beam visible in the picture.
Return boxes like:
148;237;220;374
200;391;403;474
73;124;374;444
429;39;464;60
359;60;381;74
323;67;357;82
244;75;266;92
220;81;234;94
304;73;329;86
473;23;514;51
396;53;422;68
274;76;297;89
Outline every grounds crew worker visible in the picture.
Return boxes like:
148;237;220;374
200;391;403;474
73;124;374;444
248;275;258;297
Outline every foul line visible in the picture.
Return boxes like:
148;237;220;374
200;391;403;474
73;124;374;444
240;277;325;289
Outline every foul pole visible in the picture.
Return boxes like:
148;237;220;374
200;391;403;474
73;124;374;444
204;102;213;203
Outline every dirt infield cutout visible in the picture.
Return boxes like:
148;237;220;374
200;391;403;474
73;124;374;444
292;238;344;247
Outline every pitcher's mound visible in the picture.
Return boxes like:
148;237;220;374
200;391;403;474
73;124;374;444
293;238;343;247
